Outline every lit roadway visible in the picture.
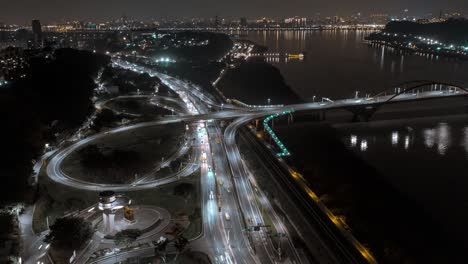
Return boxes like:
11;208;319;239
40;59;467;264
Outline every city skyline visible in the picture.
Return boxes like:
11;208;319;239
2;1;468;263
1;0;467;24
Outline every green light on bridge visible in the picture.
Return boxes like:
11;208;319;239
263;110;294;157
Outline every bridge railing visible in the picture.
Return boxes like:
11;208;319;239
263;110;294;157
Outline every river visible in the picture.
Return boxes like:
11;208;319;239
242;30;468;100
243;30;468;256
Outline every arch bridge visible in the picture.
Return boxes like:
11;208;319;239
344;80;468;122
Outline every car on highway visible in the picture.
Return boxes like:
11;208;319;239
224;212;231;221
209;190;214;200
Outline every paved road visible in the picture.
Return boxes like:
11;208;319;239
37;59;468;264
19;206;51;264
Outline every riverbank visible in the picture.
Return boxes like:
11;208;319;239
365;19;468;60
216;57;302;105
365;39;468;60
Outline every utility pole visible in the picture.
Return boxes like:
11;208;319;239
272;232;287;261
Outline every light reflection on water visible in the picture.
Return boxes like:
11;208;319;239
346;122;464;157
244;30;468;100
340;117;468;245
391;131;399;146
463;128;468;155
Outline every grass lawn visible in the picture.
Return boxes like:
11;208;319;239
61;123;185;184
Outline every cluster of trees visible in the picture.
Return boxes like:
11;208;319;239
100;66;174;96
0;212;20;261
383;19;468;45
110;98;172;118
173;183;194;199
44;216;92;250
153;32;233;89
79;145;145;184
139;31;232;63
90;108;121;132
217;58;302;105
0;48;109;203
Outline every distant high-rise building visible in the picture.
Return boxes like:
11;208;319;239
240;17;248;27
32;19;42;47
369;14;390;25
284;16;307;27
214;15;219;28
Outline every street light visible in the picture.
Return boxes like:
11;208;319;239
267;98;271;105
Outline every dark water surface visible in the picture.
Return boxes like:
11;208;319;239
244;30;468;249
336;116;468;242
243;30;468;100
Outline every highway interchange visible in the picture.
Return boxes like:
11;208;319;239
29;58;468;264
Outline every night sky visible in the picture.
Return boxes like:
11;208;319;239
2;0;468;24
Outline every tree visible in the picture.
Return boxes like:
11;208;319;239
44;216;92;250
91;108;120;131
114;229;142;247
173;183;194;198
0;94;43;203
153;237;169;263
174;235;189;260
0;48;109;204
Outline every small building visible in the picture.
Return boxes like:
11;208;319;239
98;191;131;234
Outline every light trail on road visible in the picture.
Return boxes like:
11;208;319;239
40;58;467;264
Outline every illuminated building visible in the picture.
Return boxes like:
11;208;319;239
98;191;131;234
32;19;42;47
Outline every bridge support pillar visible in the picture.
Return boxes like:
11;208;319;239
352;114;369;122
350;107;376;122
319;110;326;121
287;113;294;125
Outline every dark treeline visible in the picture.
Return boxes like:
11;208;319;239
217;58;302;105
100;66;174;96
146;31;233;62
0;48;109;204
383;19;468;45
125;31;234;96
